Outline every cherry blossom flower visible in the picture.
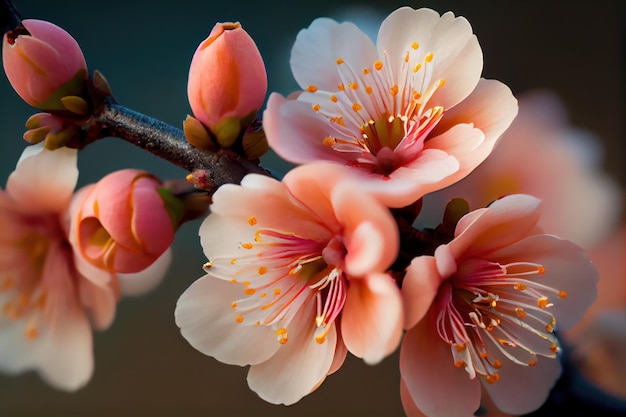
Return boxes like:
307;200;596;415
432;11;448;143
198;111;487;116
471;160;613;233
175;162;403;405
399;194;598;417
0;144;170;391
263;6;518;208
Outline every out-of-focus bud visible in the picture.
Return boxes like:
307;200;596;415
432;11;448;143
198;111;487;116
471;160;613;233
187;22;267;148
2;19;88;112
24;112;80;149
71;170;183;274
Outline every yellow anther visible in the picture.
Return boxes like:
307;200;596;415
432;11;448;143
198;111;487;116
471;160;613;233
538;266;546;274
273;288;281;295
352;103;362;112
322;137;335;146
236;315;244;323
312;104;321;112
412;63;422;73
258;266;268;275
404;51;409;63
231;301;237;308
338;83;345;91
363;68;370;75
365;85;373;94
493;360;502;369
537;297;549;308
514;283;527;291
558;290;567;298
230;258;237;265
336;57;344;65
241;242;253;249
185;173;194;183
348;82;358;90
276;328;288;344
306;85;318;92
390;85;399;96
244;288;256;295
374;61;383;71
411;41;419;50
203;261;213;268
330;95;338;103
528;360;538;366
550;343;558;353
454;360;465;368
424;52;434;62
437;79;446;88
231;278;238;283
485;373;499;384
248;216;257;226
515;307;527;318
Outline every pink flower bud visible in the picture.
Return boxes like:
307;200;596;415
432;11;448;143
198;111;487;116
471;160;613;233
71;170;182;274
2;19;88;111
187;22;267;134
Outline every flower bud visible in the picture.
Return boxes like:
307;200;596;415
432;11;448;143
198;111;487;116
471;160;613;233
2;19;88;111
71;170;183;274
187;22;267;144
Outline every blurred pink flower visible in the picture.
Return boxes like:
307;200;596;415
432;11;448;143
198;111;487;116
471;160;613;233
424;90;623;248
0;144;169;391
69;169;178;274
2;19;87;111
187;21;267;142
263;6;518;208
400;194;598;417
175;162;403;405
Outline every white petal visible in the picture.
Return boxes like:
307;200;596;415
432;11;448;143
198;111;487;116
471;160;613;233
291;18;378;92
247;302;337;405
6;144;78;214
175;275;280;366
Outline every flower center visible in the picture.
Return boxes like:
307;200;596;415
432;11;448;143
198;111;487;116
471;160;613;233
209;220;348;345
306;43;446;175
435;259;567;384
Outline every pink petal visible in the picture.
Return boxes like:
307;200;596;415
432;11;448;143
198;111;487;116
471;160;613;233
429;78;518;181
400;377;429;417
175;275;280;366
341;273;403;364
263;93;349;164
78;275;117;331
449;194;542;259
247;302;337;405
400;316;480;417
483;357;561;415
290;18;377;92
350;148;460;208
402;255;443;329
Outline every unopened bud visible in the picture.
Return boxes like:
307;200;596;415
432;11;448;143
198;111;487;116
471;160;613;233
2;19;87;112
70;170;182;274
187;22;267;142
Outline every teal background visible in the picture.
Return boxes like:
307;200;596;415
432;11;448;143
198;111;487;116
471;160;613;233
0;1;623;416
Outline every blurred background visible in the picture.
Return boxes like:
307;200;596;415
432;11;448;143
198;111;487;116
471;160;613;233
0;1;624;416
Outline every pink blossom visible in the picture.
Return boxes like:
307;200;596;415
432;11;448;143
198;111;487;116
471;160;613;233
175;162;403;405
187;22;267;136
399;194;598;416
2;19;87;111
68;169;177;274
263;7;518;208
0;144;170;391
424;90;623;247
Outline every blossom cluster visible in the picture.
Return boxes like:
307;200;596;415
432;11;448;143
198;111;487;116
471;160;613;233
0;4;604;417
